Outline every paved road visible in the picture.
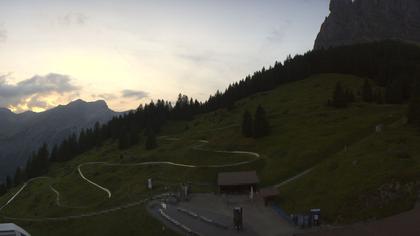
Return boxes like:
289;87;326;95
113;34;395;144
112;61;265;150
148;201;258;236
297;206;420;236
150;193;300;236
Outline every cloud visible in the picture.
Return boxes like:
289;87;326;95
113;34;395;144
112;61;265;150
121;89;149;99
266;28;286;43
26;95;49;109
0;73;80;112
265;18;293;44
0;24;6;43
95;93;118;101
58;12;88;27
176;52;217;64
13;73;79;95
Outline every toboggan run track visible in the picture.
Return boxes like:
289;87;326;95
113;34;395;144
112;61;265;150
0;136;262;221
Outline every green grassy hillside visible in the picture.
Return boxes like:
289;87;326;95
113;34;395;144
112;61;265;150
278;120;420;223
0;73;417;235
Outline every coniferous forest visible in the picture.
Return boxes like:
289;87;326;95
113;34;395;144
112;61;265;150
3;40;420;193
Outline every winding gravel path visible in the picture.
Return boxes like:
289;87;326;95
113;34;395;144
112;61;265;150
273;167;315;188
0;177;50;211
0;136;261;222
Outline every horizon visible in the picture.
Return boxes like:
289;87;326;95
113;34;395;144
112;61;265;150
2;1;420;235
0;98;120;114
0;0;329;113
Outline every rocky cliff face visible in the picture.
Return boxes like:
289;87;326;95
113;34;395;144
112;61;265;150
314;0;420;49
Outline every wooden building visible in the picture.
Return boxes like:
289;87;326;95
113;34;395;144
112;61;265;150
260;187;279;206
217;171;259;193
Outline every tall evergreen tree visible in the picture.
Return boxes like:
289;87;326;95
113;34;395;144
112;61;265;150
253;105;270;138
5;176;12;190
373;89;384;104
145;128;157;150
50;144;59;162
331;82;348;108
0;184;6;196
118;132;130;150
241;110;253;137
385;80;404;104
37;143;50;176
408;82;420;126
344;88;355;103
362;79;373;102
25;156;34;179
13;167;23;186
27;143;50;178
129;130;140;146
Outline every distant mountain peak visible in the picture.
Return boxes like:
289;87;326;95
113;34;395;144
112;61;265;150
70;98;87;104
0;108;13;114
0;98;119;179
63;99;110;110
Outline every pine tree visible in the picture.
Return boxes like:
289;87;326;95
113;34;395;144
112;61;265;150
385;80;404;104
5;176;12;190
50;144;59;162
145;128;157;150
253;105;270;138
241;110;253;137
331;82;348;108
25;156;34;179
13;167;23;186
344;89;355;103
129;130;140;146
37;143;50;176
0;184;6;196
93;122;102;147
373;89;384;104
118;133;130;150
362;79;373;102
408;82;420;126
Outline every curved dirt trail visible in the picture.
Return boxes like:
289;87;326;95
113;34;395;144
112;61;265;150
273;167;315;188
0;177;50;211
78;138;260;198
0;135;261;222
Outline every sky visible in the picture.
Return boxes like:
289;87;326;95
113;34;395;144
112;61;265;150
0;0;329;113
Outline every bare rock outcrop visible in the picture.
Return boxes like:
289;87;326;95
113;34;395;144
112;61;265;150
314;0;420;49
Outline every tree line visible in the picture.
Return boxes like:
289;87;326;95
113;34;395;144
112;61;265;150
3;40;420;193
241;105;270;138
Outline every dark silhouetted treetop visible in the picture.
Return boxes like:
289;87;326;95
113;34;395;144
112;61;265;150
408;82;420;126
145;128;157;150
362;79;373;102
241;110;253;138
253;105;270;138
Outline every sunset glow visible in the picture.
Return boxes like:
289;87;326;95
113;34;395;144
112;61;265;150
0;0;329;112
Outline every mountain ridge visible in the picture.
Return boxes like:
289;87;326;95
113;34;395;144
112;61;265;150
0;99;120;180
0;99;110;115
314;0;420;49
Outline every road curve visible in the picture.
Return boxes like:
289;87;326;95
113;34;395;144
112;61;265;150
0;134;261;221
76;136;260;198
78;163;112;198
0;177;50;211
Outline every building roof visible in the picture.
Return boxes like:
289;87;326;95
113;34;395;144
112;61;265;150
0;223;31;235
260;187;279;198
217;171;259;186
